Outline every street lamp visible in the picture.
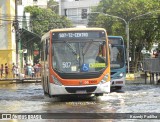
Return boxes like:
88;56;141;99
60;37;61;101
89;10;160;73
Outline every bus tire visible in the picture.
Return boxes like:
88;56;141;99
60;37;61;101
47;76;52;98
42;76;47;94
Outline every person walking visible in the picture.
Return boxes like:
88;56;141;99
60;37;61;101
33;63;39;77
37;63;41;77
27;63;33;78
12;63;17;78
0;64;3;79
5;63;9;79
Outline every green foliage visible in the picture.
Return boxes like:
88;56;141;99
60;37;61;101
88;0;160;72
47;0;59;13
25;6;72;36
24;6;72;62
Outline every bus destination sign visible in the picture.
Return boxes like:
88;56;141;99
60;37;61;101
52;31;105;40
108;38;123;45
59;32;88;38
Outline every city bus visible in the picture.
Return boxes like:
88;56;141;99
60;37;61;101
108;36;126;90
41;27;110;97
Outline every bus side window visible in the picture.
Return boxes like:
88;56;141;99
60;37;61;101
41;41;44;61
45;39;49;61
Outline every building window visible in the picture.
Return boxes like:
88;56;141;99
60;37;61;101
64;9;67;16
81;9;87;19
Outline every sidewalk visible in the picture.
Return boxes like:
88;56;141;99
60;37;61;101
126;72;145;80
0;77;41;83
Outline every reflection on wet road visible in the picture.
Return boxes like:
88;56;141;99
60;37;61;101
0;78;160;121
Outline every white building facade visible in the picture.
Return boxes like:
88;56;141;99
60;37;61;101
17;0;48;8
59;0;101;26
0;0;16;77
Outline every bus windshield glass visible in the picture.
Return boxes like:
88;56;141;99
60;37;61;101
52;39;107;73
110;45;125;69
108;37;123;45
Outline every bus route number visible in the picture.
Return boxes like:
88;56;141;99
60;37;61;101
62;62;71;68
59;33;88;38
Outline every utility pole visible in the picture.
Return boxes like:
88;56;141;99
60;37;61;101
15;0;19;67
126;23;130;73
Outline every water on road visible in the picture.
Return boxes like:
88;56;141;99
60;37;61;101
0;78;159;121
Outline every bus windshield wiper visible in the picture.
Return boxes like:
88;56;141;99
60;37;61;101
64;41;78;56
82;41;93;56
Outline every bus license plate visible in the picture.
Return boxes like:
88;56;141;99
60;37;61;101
76;90;86;94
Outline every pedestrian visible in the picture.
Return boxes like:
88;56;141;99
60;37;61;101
5;63;9;79
24;63;28;78
37;62;41;77
33;63;39;77
12;63;17;78
0;64;3;79
16;66;19;77
27;63;33;78
32;65;35;78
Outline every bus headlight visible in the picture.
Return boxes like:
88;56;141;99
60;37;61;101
51;75;62;86
116;72;124;79
100;74;109;84
119;73;124;77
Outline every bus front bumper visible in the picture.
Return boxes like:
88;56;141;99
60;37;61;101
110;77;125;87
49;81;110;95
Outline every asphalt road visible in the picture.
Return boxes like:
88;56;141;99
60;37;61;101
0;78;159;122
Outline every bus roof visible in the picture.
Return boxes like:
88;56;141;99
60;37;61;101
49;27;106;32
41;27;107;41
108;35;124;45
108;35;123;39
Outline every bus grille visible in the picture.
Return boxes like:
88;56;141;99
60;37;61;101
65;86;97;93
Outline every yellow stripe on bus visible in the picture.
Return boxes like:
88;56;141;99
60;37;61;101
89;63;105;68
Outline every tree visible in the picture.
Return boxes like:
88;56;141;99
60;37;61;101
88;0;160;72
47;0;59;14
25;6;72;36
24;6;72;62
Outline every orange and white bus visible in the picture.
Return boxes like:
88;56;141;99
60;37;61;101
41;27;110;97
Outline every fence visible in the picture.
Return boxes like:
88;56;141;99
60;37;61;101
143;58;160;72
143;58;160;84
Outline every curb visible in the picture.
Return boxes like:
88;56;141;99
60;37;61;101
0;79;41;84
126;73;135;80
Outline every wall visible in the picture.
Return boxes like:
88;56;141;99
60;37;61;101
0;0;16;78
59;0;101;26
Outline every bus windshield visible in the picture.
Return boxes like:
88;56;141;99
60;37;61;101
110;45;125;69
52;40;107;73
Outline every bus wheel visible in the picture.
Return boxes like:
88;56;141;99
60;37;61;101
42;77;47;94
47;76;52;98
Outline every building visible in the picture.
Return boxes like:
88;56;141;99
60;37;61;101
0;0;44;78
59;0;101;26
17;0;48;8
0;0;16;78
16;0;47;67
17;5;41;68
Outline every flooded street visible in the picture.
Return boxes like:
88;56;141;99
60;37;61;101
0;78;160;121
